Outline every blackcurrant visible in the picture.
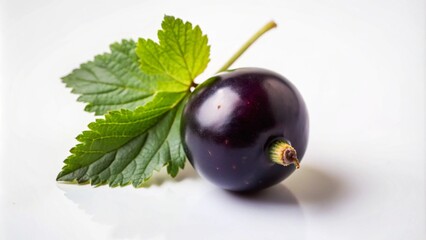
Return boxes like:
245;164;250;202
181;68;309;192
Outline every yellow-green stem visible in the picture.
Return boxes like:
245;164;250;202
217;21;277;73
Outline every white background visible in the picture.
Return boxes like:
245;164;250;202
1;0;425;239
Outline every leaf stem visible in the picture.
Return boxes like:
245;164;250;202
217;21;277;73
191;81;199;88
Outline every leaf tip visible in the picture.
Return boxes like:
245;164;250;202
56;170;68;181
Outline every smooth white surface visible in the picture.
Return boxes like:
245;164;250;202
1;0;425;239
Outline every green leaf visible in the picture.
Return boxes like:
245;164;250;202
58;16;211;187
57;92;188;187
62;39;188;115
136;15;210;86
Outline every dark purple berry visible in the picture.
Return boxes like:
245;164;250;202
181;68;309;192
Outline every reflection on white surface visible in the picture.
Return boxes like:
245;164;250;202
57;164;349;240
60;173;306;240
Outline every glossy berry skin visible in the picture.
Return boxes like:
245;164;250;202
181;68;309;192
